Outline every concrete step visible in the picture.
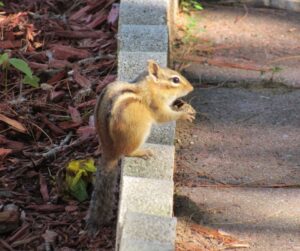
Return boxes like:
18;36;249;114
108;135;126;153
119;212;176;251
118;176;174;227
117;51;167;82
177;186;300;251
119;0;169;25
122;143;175;180
118;25;168;52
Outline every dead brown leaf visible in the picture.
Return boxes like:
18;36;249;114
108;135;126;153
68;106;82;124
50;44;91;60
39;173;50;202
107;3;119;25
73;67;91;88
0;114;27;133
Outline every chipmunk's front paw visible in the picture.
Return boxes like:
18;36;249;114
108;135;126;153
175;101;196;123
180;112;196;122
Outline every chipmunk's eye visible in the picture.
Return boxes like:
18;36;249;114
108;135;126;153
172;76;180;84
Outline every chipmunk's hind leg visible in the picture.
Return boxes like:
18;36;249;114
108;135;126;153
111;103;154;159
127;148;154;159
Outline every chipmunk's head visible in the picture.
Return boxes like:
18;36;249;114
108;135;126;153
146;60;194;103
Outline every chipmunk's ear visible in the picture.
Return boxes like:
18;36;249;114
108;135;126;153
147;60;160;82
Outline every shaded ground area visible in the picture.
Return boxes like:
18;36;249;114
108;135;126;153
175;86;300;250
174;3;300;87
177;87;300;187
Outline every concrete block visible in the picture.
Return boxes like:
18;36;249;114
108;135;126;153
122;143;175;180
147;122;176;145
118;176;174;226
119;212;176;251
117;51;167;82
118;25;168;52
122;212;177;243
119;0;168;25
120;239;174;251
286;0;300;12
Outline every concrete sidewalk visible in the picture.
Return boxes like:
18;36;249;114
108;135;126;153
175;87;300;250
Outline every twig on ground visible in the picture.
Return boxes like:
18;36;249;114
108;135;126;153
28;121;53;145
267;55;300;64
40;131;73;158
234;4;248;23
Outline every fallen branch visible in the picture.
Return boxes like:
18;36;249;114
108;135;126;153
0;239;14;251
11;236;40;248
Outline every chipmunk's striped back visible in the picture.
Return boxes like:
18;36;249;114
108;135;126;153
95;81;150;160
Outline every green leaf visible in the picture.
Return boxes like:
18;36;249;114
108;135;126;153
0;53;9;65
194;4;203;10
83;159;96;173
9;58;33;77
70;178;88;202
0;2;4;7
23;75;40;87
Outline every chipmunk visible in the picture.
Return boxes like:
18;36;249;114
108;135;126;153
88;60;195;231
94;60;195;169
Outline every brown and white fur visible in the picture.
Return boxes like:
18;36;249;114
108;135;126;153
94;60;194;170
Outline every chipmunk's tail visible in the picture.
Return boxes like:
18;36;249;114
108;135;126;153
87;157;120;234
103;158;119;172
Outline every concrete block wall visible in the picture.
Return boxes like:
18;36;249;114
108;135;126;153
116;1;178;250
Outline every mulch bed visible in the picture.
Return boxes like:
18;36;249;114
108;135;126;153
0;0;119;250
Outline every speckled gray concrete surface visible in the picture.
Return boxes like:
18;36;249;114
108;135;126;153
117;51;167;82
122;143;175;180
118;25;168;52
116;0;176;250
118;176;174;226
119;0;168;25
147;122;176;146
120;239;174;251
121;212;176;246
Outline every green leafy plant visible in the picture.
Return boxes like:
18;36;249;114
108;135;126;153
180;0;203;12
0;53;40;91
0;2;4;7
